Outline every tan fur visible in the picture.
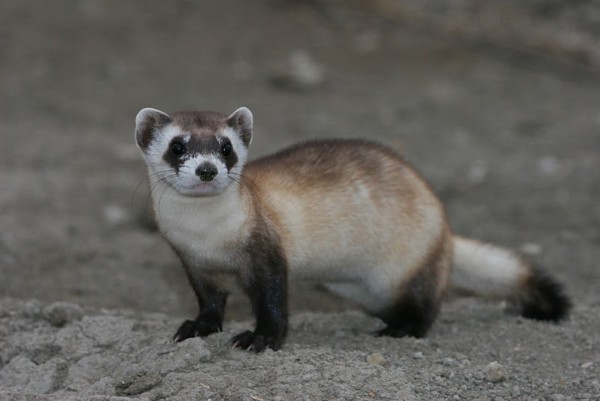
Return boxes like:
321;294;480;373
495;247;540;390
239;140;450;310
136;107;569;348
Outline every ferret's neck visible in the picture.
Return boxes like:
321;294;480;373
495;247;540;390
148;174;253;237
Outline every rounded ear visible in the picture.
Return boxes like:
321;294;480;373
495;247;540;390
135;108;172;150
227;107;253;147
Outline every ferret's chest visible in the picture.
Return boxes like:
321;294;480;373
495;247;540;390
156;197;248;272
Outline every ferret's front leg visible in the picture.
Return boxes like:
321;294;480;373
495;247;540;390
173;269;228;342
231;235;288;352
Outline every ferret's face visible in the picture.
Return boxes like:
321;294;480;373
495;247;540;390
135;107;253;197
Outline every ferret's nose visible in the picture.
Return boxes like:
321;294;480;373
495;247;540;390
196;163;218;181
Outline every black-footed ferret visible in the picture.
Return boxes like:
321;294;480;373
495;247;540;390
135;107;570;352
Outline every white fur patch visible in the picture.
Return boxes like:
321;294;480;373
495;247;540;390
149;173;250;272
451;236;528;298
143;124;179;170
175;153;230;196
141;124;249;198
221;126;248;177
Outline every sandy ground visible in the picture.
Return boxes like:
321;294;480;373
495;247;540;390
1;0;599;400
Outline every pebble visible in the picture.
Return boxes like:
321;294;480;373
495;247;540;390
355;30;380;54
103;205;130;226
581;361;593;369
520;242;542;255
484;361;507;383
467;160;488;184
366;352;386;366
42;302;84;327
413;351;424;359
269;49;326;92
538;155;561;176
21;300;43;319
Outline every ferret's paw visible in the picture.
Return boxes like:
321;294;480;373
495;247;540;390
375;326;410;338
173;319;220;342
230;330;281;352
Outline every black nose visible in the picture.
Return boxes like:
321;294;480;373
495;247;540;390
196;163;218;181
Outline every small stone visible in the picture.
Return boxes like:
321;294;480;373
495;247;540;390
520;242;542;255
467;160;488;184
550;394;567;401
355;30;380;54
413;351;424;359
581;361;593;369
22;300;43;319
538;156;561;176
484;361;507;383
116;369;162;396
366;352;386;366
103;205;130;226
269;49;326;92
42;302;84;327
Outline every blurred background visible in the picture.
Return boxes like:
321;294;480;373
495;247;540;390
1;0;599;320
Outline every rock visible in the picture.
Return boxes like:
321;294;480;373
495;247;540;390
42;302;84;327
366;352;386;366
580;361;593;369
484;361;507;383
520;242;542;255
0;356;64;394
466;160;488;184
269;49;326;92
538;155;561;176
102;205;130;226
355;30;380;54
413;351;424;359
115;369;162;396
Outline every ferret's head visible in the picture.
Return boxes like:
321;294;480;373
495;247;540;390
135;107;253;197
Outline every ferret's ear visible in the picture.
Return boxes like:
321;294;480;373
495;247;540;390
227;107;253;147
135;108;172;151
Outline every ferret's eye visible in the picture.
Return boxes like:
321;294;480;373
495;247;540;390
221;142;232;157
170;142;185;156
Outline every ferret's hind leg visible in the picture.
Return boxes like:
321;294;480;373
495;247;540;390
374;284;440;338
373;252;451;338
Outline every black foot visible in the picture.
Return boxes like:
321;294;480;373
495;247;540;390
173;319;221;342
376;326;411;338
230;330;282;352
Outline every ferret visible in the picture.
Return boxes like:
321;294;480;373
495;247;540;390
134;106;570;352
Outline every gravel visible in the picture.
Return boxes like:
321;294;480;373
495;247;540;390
1;0;599;399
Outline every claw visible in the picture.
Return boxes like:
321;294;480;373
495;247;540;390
173;319;221;342
230;330;281;352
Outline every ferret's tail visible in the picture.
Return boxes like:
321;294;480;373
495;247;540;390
451;236;570;321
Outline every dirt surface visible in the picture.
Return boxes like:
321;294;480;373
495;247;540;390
1;0;599;400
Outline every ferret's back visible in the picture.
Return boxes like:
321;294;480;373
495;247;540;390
244;139;445;280
246;139;408;188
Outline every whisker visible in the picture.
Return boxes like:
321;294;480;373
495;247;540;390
226;172;257;198
155;178;176;221
145;173;177;214
131;169;178;206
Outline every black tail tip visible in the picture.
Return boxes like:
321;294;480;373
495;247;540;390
520;267;571;322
